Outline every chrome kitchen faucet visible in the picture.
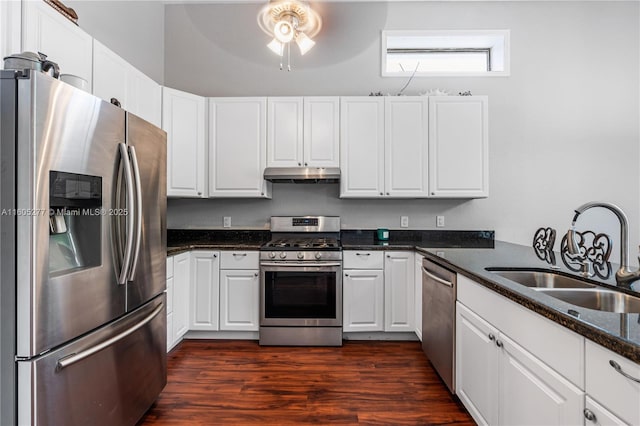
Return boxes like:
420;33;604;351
567;202;640;286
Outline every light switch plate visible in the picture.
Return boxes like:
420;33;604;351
400;216;409;228
436;216;445;227
223;217;231;228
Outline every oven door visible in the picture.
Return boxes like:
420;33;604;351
260;261;342;327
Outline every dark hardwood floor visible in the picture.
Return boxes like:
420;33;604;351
138;340;475;425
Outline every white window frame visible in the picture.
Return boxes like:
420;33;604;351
381;29;511;77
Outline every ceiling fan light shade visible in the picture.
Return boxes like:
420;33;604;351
274;19;295;43
267;38;285;56
295;31;315;55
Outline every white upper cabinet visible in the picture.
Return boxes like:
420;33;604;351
209;97;271;198
267;97;339;168
303;97;340;167
92;40;127;108
340;97;385;197
385;97;429;197
93;40;161;127
126;66;161;128
22;0;93;87
163;87;207;198
0;0;22;62
340;97;428;198
428;96;488;198
267;97;303;167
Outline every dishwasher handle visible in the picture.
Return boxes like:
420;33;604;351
422;266;453;287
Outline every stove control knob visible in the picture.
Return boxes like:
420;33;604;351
297;252;304;259
279;252;287;259
269;252;276;259
315;252;322;260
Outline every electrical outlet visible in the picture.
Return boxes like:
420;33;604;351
400;216;409;228
436;216;445;227
223;217;231;228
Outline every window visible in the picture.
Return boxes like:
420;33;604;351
382;30;510;77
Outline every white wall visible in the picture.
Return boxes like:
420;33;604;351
65;0;165;83
164;1;639;265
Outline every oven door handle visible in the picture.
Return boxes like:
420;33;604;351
260;262;342;267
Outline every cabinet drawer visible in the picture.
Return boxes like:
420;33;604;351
585;396;628;426
220;251;259;269
585;340;640;425
166;256;174;279
344;251;384;269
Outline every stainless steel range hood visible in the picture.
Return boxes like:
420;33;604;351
263;167;340;183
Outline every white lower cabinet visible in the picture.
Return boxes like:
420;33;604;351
456;302;583;426
585;340;640;425
343;250;414;334
384;251;414;332
172;252;191;346
189;251;220;331
343;269;384;332
219;270;260;331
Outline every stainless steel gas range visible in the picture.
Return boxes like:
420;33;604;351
259;216;343;346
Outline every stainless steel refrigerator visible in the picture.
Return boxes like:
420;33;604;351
0;70;167;425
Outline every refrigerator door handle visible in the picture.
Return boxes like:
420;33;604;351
118;143;135;285
127;145;143;281
56;302;164;371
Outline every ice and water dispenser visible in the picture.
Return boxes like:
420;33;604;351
48;171;102;274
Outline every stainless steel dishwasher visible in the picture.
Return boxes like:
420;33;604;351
422;258;457;394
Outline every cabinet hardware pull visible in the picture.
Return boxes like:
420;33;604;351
233;253;247;257
583;409;596;422
355;253;370;256
345;273;349;277
213;254;217;258
254;272;259;277
298;163;301;166
488;333;495;341
386;192;390;195
496;340;503;348
379;192;383;196
609;360;640;383
304;163;308;166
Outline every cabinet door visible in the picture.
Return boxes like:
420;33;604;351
219;270;260;331
127;68;161;128
92;39;128;108
498;333;583;426
304;97;340;167
209;98;271;198
414;253;424;341
456;302;500;426
22;0;93;87
0;1;21;62
267;97;303;167
428;96;488;198
172;252;191;342
340;97;384;198
385;97;429;197
163;87;207;198
383;251;414;332
343;269;384;332
190;251;220;331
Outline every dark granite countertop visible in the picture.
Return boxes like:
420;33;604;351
167;230;271;256
416;241;640;363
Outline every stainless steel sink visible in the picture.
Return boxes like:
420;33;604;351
486;269;597;289
537;289;640;314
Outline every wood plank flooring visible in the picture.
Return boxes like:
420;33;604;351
138;340;475;425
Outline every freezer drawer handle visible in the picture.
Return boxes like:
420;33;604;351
422;267;453;287
127;145;143;281
56;302;164;371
